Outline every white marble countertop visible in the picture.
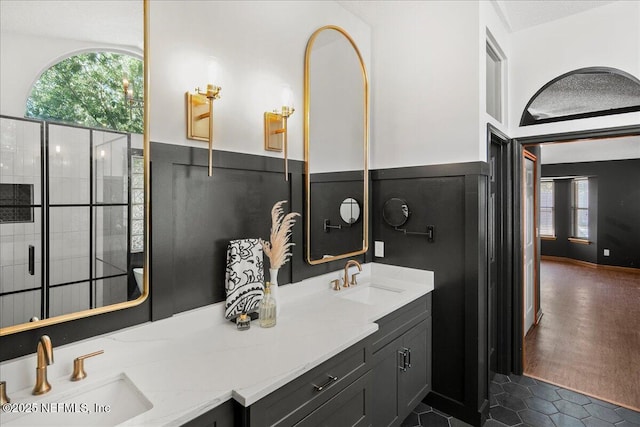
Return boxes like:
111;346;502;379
0;263;433;426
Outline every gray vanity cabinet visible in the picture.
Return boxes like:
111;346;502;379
183;293;432;427
371;294;432;427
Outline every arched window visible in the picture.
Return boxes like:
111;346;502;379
26;52;143;133
520;67;640;126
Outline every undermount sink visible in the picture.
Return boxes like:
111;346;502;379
337;283;404;305
4;373;152;426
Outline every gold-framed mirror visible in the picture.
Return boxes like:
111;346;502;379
304;25;369;265
0;0;150;335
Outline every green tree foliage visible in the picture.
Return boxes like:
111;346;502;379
26;52;143;133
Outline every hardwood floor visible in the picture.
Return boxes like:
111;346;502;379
524;259;640;411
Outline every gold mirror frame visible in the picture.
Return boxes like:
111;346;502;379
0;0;150;336
304;25;369;265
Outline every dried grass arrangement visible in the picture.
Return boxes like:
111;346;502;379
260;200;300;269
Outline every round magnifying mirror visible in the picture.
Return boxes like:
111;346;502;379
340;197;361;224
383;198;410;227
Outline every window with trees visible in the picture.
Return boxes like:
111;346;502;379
539;179;554;237
26;52;143;133
571;178;589;239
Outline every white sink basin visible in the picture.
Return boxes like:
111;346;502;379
3;373;152;426
338;283;404;305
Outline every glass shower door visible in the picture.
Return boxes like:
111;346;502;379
93;130;130;307
1;118;132;328
47;123;91;318
47;123;131;317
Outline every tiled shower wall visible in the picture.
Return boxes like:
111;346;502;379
0;118;43;327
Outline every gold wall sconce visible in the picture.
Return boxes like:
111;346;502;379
122;74;143;113
264;86;295;181
186;59;222;177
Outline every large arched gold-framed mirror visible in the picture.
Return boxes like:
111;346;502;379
304;25;369;265
0;0;150;335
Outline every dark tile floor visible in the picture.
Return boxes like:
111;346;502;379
401;374;640;427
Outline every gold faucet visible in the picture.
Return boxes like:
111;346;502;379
342;260;362;288
33;335;53;395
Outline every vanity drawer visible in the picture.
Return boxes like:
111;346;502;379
371;293;431;354
294;370;371;427
247;338;371;427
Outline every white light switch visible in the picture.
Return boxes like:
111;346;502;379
375;241;384;258
604;249;610;256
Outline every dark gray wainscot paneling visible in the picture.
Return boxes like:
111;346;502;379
150;142;368;321
309;171;365;261
541;159;640;268
372;162;489;426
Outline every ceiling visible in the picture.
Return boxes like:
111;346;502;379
493;0;617;33
523;71;640;124
0;0;142;49
339;1;618;33
2;1;618;50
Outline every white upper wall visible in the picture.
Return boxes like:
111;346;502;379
345;1;481;169
150;1;371;161
341;0;513;167
509;1;640;138
4;1;638;167
480;1;512;155
308;32;366;174
1;1;370;163
540;136;640;164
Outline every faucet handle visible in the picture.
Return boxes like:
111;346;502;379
71;350;104;381
350;272;359;286
331;279;341;291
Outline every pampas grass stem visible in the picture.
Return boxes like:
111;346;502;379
260;200;300;269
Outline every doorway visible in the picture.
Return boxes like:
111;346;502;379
487;125;513;379
513;126;640;410
522;149;538;339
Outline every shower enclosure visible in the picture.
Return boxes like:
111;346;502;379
0;115;137;328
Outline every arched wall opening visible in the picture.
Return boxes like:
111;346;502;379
520;67;640;126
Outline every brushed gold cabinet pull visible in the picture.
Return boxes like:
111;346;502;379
71;350;104;381
0;381;10;405
313;375;338;392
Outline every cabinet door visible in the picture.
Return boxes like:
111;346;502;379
398;318;431;419
183;399;235;427
371;336;403;427
294;372;371;427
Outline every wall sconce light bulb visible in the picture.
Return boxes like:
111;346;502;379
207;56;219;85
55;145;61;153
100;150;105;158
281;84;294;109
